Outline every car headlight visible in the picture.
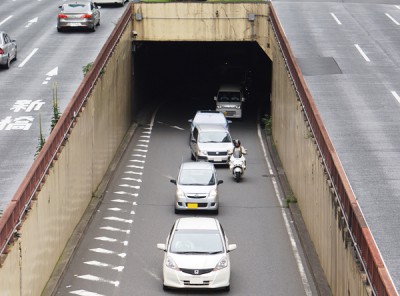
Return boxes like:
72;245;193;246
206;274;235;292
165;256;180;270
176;188;185;198
209;189;217;198
214;256;228;270
198;149;207;156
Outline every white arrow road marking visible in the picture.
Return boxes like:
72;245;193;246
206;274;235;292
90;248;127;258
126;165;144;169
84;261;125;272
0;16;13;26
18;48;38;67
129;159;145;163
122;177;142;182
43;66;58;84
100;226;130;234
70;290;105;296
25;17;38;28
113;192;139;197
104;216;133;223
157;121;185;130
119;184;140;189
75;275;120;287
124;171;143;175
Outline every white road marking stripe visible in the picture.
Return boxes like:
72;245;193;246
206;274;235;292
354;44;370;62
126;165;144;169
391;91;400;104
75;275;120;287
119;184;140;189
70;290;105;296
84;261;125;272
107;207;122;212
134;149;148;152
139;139;149;143
113;192;139;197
140;135;150;138
100;226;130;233
90;248;126;258
95;236;117;242
142;131;151;134
124;171;143;175
257;124;312;296
0;16;13;26
136;144;148;147
122;177;142;182
396;5;400;9
385;13;400;25
129;159;145;163
330;12;341;25
104;216;133;223
18;48;39;67
132;154;146;157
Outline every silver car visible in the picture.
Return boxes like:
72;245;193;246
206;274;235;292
0;32;17;69
190;124;234;165
57;1;100;32
170;162;223;214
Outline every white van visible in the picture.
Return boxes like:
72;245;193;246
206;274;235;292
214;84;245;118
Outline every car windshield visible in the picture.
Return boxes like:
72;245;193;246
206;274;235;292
63;3;90;13
218;91;241;102
170;230;224;254
179;169;215;185
199;131;231;143
194;114;226;126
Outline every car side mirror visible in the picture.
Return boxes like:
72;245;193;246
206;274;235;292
157;243;167;251
170;179;177;185
217;180;223;185
227;120;232;124
188;119;193;123
241;97;245;102
58;5;62;8
214;96;217;101
227;244;237;252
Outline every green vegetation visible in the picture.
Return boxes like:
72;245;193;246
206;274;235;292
283;194;297;208
35;113;45;158
261;114;272;135
51;82;61;132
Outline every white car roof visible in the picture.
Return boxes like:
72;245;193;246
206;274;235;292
180;161;215;170
176;217;219;231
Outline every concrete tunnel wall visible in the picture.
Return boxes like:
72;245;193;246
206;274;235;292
0;18;133;296
0;2;374;295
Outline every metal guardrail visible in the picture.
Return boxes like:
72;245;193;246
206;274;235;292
0;6;132;257
269;5;397;296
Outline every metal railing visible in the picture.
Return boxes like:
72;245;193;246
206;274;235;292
0;6;132;257
269;5;397;296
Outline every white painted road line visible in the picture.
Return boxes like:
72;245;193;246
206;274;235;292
0;16;13;26
70;290;105;296
330;12;342;25
391;91;400;104
385;13;400;25
354;44;370;62
18;48;39;67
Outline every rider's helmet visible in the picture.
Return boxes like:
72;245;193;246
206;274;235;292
233;139;241;148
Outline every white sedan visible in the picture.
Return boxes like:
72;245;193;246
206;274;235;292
157;217;237;291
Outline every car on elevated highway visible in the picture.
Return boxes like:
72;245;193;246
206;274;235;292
0;31;17;69
57;1;101;32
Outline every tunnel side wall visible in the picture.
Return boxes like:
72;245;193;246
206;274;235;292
269;30;370;295
0;18;133;296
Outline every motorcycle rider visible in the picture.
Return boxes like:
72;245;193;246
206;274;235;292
230;139;247;156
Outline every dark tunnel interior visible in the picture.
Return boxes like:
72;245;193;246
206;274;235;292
132;41;272;120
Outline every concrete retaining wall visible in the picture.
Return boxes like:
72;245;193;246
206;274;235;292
269;31;370;295
0;18;133;296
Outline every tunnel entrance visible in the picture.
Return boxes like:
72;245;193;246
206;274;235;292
132;41;272;120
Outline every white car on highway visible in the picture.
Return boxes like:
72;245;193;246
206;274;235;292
157;217;237;291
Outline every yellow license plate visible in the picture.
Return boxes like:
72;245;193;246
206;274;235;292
187;203;198;209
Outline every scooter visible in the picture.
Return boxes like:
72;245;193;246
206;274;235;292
229;149;246;182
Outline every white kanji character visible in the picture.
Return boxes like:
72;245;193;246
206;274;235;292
26;100;45;112
5;116;34;131
11;100;32;112
0;116;13;130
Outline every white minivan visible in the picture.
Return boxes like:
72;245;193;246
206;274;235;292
214;84;245;118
